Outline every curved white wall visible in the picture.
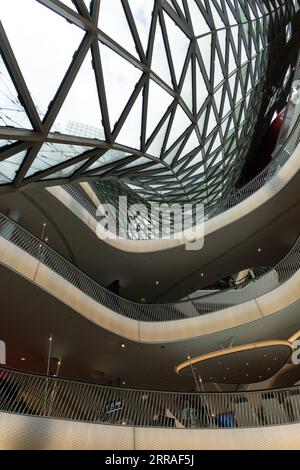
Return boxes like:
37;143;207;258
0;235;300;343
0;411;299;450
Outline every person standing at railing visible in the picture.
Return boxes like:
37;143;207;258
181;400;198;428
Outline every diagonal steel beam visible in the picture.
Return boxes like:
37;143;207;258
0;141;32;162
42;32;93;133
0;22;44;133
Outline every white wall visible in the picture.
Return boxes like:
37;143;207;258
0;411;299;450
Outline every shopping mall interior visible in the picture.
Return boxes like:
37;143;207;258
0;0;300;450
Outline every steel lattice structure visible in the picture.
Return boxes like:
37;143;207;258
0;0;299;204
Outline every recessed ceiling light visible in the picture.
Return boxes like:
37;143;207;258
121;343;126;349
122;381;126;385
155;281;159;286
258;248;262;253
20;357;26;361
201;273;204;277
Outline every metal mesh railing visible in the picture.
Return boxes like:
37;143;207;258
0;211;299;322
1;366;300;429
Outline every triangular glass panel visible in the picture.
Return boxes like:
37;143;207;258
187;0;210;36
26;143;91;177
98;0;138;58
206;109;218;136
100;43;142;130
146;80;173;141
60;0;77;11
128;0;154;54
163;137;185;165
167;105;191;149
180;130;200;158
196;61;208;113
181;60;193;112
210;2;225;29
197;35;212;77
1;0;84;118
116;91;143;149
227;41;237;75
0;151;26;183
213;52;224;89
83;0;91;11
42;159;90;180
147;118;170;158
87;149;129;172
0;55;32;129
164;13;190;84
0;140;16;149
151;17;172;86
52;50;104;139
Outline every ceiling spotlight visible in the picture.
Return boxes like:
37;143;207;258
122;381;126;385
155;280;159;286
200;273;204;278
121;343;126;349
20;357;26;361
258;248;262;253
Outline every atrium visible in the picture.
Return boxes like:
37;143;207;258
0;0;300;451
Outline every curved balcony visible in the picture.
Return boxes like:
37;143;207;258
0;204;299;342
1;366;300;449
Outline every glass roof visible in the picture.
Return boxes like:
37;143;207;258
0;0;298;204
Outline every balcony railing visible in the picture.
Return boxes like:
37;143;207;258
1;366;300;429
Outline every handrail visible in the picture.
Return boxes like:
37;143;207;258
1;365;300;429
0;207;299;322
